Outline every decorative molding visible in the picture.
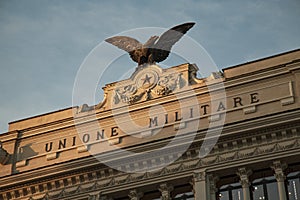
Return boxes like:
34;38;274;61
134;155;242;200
1;124;300;199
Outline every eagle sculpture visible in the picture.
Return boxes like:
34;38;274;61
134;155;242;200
105;22;195;66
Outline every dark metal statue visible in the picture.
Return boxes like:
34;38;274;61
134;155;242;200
105;22;195;66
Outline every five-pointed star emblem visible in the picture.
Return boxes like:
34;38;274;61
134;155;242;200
141;74;152;85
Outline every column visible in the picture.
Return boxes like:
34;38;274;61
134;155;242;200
237;167;252;200
158;183;173;200
271;161;287;200
208;174;219;200
128;189;143;200
192;170;210;200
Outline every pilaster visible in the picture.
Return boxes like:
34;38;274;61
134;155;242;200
208;174;219;200
192;170;210;200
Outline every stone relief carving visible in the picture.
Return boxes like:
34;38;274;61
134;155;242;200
76;64;225;112
113;72;185;105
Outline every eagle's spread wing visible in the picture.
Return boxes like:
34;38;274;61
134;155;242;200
105;36;143;63
151;22;195;63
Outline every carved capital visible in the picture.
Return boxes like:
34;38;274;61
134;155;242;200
271;161;287;182
128;189;143;200
158;183;173;200
237;168;252;188
190;170;207;195
193;171;206;182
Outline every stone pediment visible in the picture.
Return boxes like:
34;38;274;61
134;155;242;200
79;63;206;111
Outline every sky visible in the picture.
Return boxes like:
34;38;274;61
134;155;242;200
0;0;299;133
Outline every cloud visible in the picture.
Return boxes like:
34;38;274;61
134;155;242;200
0;0;299;133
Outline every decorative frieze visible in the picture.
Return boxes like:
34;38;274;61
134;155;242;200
1;124;299;200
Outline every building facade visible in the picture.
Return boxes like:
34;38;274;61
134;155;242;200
0;49;300;200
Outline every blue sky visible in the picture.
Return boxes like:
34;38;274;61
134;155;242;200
0;0;299;133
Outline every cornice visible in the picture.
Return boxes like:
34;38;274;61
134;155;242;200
0;110;300;197
3;59;298;139
3;131;299;200
224;61;299;88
